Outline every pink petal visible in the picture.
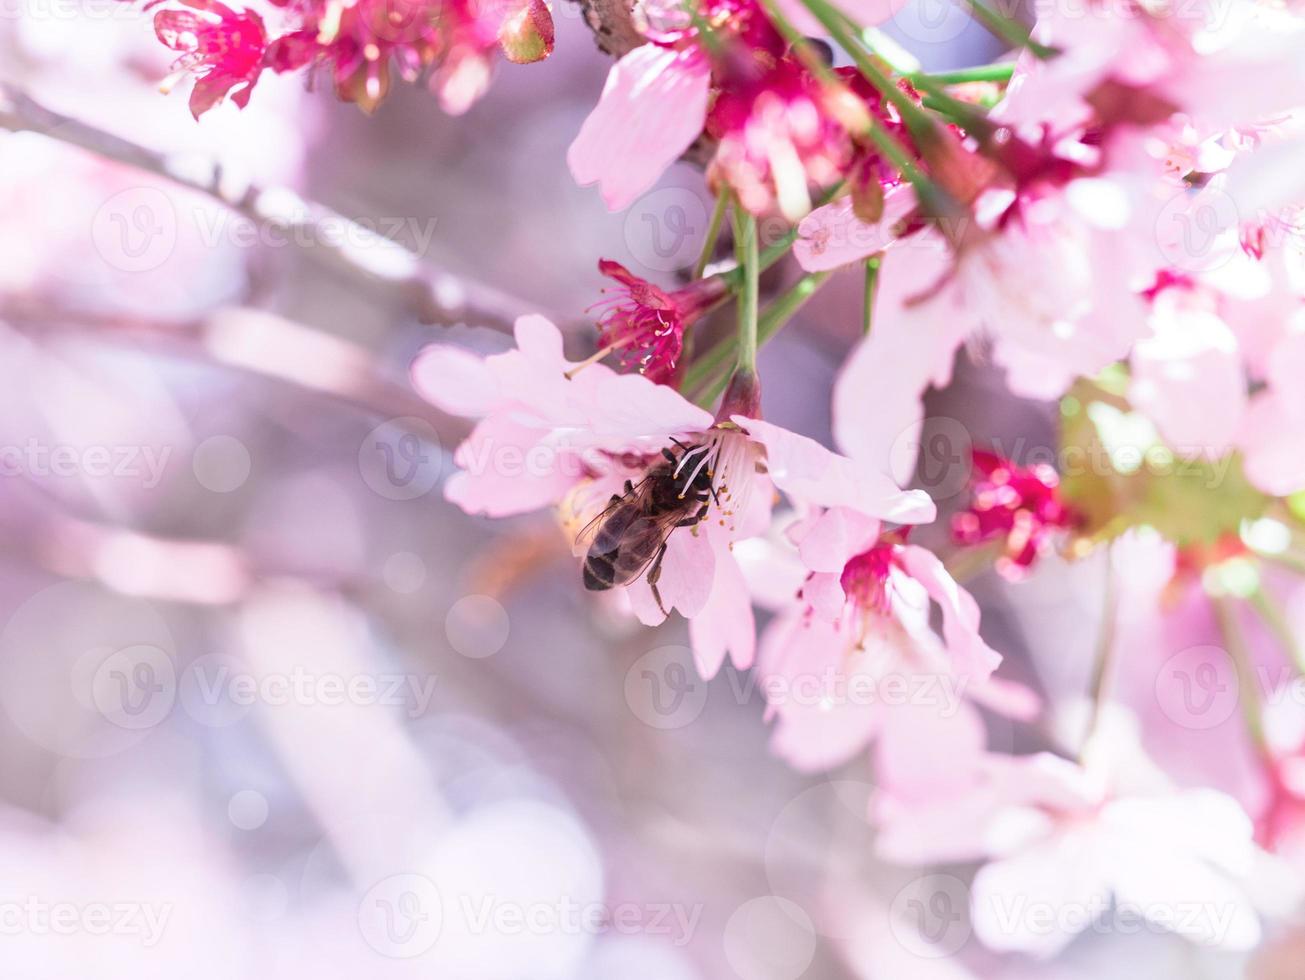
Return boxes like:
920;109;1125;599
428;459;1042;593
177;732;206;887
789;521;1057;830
410;343;498;417
832;238;969;485
1130;303;1246;455
581;369;714;448
446;415;579;516
688;550;756;677
1224;136;1305;217
970;830;1113;957
898;544;1001;680
761;612;882;771
625;526;716;626
512;313;568;366
1238;392;1305;496
731;416;936;523
876;700;988;803
794;506;880;574
968;675;1042;722
793;185;916;273
990;341;1078;401
801;570;847;622
567;44;711;211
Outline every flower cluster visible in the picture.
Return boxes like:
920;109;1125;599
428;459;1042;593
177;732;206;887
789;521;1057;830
134;0;1305;963
400;0;1305;958
142;0;554;116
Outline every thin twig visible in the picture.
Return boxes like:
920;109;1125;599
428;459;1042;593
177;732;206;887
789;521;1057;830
0;297;470;445
1080;549;1118;760
0;83;541;332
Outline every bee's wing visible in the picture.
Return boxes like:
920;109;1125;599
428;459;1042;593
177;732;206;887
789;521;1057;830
604;508;703;587
572;476;653;555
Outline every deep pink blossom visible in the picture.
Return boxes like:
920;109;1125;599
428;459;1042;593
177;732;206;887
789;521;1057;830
153;0;268;118
952;449;1077;579
588;260;727;385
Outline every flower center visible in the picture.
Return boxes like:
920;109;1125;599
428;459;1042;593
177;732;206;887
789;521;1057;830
839;544;896;617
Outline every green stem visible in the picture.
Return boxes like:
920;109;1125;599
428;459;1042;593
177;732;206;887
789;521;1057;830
961;0;1058;59
862;254;880;335
693;193;730;280
718;181;845;292
1249;587;1305;677
690;272;831;405
942;539;1002;583
1211;596;1269;757
1080;553;1119;761
768;0;934;194
732;206;759;375
685;4;725;57
914;79;996;137
909;63;1017;85
799;0;939;138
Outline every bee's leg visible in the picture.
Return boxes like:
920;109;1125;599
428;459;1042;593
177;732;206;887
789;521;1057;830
674;504;709;528
647;542;669;617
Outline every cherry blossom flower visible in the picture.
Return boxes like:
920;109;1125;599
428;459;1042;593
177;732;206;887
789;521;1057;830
995;0;1305;139
567;41;713;211
758;528;1039;774
411;313;714;517
146;0;553;114
153;0;268;118
877;711;1265;956
587;260;727;385
952;449;1077;579
266;0;553;113
412;317;930;677
737;409;1034;777
567;0;909;216
1237;322;1305;496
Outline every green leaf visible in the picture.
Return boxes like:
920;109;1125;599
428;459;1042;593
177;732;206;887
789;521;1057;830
1058;379;1270;547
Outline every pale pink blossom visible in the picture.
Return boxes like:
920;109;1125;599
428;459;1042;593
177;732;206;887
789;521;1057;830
741;410;1035;778
413;316;930;678
566;44;711;211
792;184;916;273
1238;323;1305;495
604;411;936;677
996;1;1305;137
1130;283;1247;456
411;314;713;516
758;532;1037;775
878;711;1264;957
825;177;1154;482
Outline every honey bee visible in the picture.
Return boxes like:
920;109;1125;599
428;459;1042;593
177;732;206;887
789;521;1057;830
580;439;718;614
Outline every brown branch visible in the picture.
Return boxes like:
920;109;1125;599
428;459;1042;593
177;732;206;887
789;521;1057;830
0;297;471;446
568;0;645;57
0;83;543;333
